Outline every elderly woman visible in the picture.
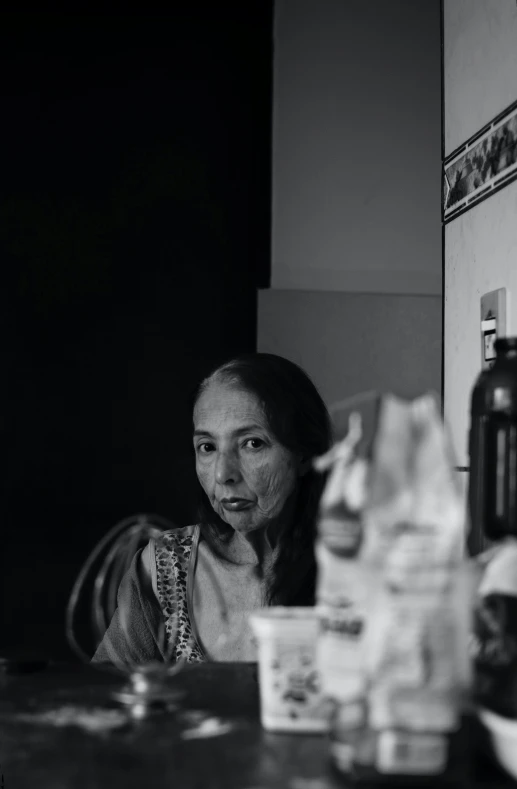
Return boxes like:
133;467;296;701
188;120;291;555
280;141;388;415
93;353;332;665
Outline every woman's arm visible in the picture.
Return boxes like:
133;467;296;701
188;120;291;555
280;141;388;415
91;543;165;668
140;541;160;600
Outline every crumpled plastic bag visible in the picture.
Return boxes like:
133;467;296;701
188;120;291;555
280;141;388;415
315;392;472;774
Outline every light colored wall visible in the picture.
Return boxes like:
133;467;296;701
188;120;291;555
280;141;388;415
444;0;517;466
258;290;442;406
258;0;442;409
444;0;517;155
271;0;442;296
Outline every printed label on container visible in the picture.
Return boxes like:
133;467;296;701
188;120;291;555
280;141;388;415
369;687;458;732
376;730;447;774
257;639;324;722
317;602;366;699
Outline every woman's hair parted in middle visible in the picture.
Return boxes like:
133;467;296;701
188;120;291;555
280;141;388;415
191;352;332;606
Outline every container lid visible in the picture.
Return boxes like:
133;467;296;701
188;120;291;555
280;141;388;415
249;606;320;639
250;606;319;621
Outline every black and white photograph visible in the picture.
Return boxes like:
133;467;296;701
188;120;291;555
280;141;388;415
2;2;517;788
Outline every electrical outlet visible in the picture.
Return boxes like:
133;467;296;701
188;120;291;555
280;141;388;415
480;288;508;369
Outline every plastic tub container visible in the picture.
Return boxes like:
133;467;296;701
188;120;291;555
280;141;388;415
249;607;328;733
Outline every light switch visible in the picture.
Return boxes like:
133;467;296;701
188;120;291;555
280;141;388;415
480;288;508;369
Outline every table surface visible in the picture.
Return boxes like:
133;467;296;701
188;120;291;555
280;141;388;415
0;661;515;789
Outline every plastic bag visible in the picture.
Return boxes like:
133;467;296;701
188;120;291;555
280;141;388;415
315;392;471;779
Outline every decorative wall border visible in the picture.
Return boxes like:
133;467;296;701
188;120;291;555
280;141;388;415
443;98;517;224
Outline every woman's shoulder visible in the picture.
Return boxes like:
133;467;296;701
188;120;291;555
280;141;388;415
151;525;201;563
141;525;200;587
154;524;200;549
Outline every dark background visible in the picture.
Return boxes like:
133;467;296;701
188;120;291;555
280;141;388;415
0;7;273;658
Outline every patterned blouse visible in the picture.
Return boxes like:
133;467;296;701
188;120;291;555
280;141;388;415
92;525;207;666
151;526;206;663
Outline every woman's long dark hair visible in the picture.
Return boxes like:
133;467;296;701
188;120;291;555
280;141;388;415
191;353;332;606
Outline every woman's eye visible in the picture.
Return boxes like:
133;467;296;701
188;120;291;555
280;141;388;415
244;438;264;450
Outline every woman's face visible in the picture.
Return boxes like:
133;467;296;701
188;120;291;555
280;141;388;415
193;380;303;534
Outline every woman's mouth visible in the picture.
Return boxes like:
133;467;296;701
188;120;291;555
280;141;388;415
220;498;254;512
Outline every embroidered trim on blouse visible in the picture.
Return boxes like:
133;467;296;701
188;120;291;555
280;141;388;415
154;528;206;663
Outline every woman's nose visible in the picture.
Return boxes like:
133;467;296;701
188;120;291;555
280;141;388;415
214;451;241;485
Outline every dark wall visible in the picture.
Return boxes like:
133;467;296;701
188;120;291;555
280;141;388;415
0;8;272;658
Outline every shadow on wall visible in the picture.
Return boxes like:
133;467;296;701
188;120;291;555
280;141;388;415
258;290;442;408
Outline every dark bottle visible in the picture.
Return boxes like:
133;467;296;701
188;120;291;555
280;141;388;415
468;337;517;555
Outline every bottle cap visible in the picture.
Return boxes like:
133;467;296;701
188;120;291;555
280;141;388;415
495;337;517;355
